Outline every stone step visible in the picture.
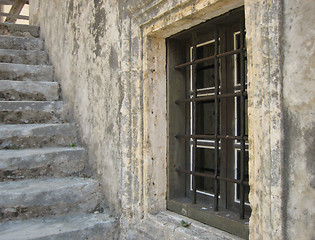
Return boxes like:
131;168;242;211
0;123;78;150
0;101;64;124
0;49;49;65
0;80;59;101
0;35;43;51
0;23;40;38
0;177;102;221
0;213;117;240
0;63;54;81
0;147;87;181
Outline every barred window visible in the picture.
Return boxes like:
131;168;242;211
167;7;250;239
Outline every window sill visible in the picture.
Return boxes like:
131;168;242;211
167;199;249;239
139;210;246;240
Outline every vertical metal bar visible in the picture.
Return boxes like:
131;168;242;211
214;25;220;211
192;32;197;204
239;15;246;219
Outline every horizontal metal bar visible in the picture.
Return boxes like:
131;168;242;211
176;134;248;141
0;12;29;20
175;48;245;69
176;168;249;186
175;91;247;104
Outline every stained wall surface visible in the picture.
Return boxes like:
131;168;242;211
29;0;314;239
283;1;315;239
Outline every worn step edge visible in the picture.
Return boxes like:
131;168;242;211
0;101;63;111
0;23;40;38
0;124;78;149
0;213;117;240
0;49;49;65
0;147;87;181
0;177;102;221
0;80;59;101
0;35;43;51
0;101;64;124
0;63;53;82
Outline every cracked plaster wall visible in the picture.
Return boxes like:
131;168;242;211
29;0;314;239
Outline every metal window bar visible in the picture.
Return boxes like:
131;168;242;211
176;134;248;141
214;24;220;211
175;91;247;104
175;48;245;69
191;32;197;204
173;10;248;220
239;15;246;219
176;168;249;186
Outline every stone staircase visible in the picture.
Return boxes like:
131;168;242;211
0;23;117;239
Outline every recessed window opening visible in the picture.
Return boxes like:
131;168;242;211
167;7;250;239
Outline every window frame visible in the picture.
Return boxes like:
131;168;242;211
167;7;250;239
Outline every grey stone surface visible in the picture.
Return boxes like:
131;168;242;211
0;63;53;81
0;101;64;124
0;147;87;181
0;213;118;240
0;23;40;38
0;177;102;221
126;211;243;240
0;35;43;51
28;0;315;239
0;49;49;65
0;123;77;149
0;80;59;101
282;0;315;239
0;17;112;240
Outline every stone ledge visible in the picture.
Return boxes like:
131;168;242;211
134;211;244;240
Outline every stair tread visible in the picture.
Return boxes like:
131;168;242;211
0;62;54;82
0;124;77;149
0;48;49;65
0;177;96;193
0;100;63;106
0;49;46;54
0;80;59;101
0;147;85;173
0;35;43;50
0;123;74;132
0;23;40;38
0;213;116;240
0;177;99;206
0;62;53;68
0;147;85;159
0;100;63;110
0;101;64;124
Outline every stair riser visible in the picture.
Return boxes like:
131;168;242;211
0;213;118;240
0;36;43;50
0;111;63;124
0;50;49;65
0;101;64;124
0;135;77;150
0;81;59;101
0;181;101;221
0;149;87;181
0;124;78;150
0;23;40;38
0;63;54;82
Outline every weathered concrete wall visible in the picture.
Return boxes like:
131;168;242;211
29;0;315;239
30;0;125;214
282;1;315;239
